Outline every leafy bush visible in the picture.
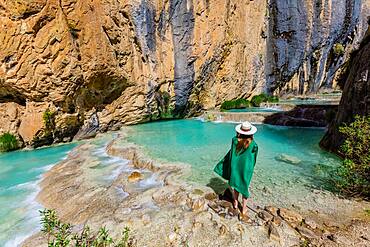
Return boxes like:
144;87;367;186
335;115;370;198
40;209;133;247
220;98;250;110
333;43;345;56
0;132;19;152
250;93;279;107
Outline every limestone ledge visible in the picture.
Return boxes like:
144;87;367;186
21;130;370;246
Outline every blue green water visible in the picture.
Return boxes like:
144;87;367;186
279;99;339;105
0;143;77;246
0;119;342;245
126;120;340;205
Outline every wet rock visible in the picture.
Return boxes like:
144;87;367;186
128;171;143;182
258;210;274;222
278;208;303;223
275;154;301;165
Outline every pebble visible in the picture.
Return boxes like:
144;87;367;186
219;224;228;236
128;171;143;182
142;214;151;225
168;232;177;242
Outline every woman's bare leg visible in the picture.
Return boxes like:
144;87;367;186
241;196;248;215
233;189;239;209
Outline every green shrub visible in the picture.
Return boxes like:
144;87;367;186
40;209;133;247
250;93;279;106
0;132;19;152
220;98;250;110
43;109;55;130
335;115;370;198
333;43;345;56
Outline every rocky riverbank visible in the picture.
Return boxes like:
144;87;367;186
22;130;370;247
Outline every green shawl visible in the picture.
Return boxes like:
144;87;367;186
214;137;258;198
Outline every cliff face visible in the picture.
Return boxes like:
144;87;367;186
320;26;370;152
0;0;369;147
267;0;369;94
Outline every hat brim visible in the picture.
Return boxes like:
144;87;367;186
235;124;257;135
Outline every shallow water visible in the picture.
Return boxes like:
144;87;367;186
0;143;77;246
126;119;341;206
278;99;339;105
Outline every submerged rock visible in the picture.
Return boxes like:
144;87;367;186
275;154;301;165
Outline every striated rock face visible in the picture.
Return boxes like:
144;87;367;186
321;26;370;152
0;0;369;147
267;0;370;94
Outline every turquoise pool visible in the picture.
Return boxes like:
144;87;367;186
126;119;340;206
0;143;77;246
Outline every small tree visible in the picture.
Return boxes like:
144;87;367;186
336;115;370;198
0;132;19;152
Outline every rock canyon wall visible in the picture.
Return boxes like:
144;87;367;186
0;0;369;147
321;22;370;152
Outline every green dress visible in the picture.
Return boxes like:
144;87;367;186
214;137;258;198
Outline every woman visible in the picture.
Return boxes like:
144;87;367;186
214;121;258;220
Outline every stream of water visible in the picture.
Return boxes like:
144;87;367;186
0;143;77;246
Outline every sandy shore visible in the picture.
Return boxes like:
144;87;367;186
22;131;370;247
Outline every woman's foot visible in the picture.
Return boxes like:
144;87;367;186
239;212;252;223
233;199;238;209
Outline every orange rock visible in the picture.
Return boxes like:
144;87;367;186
128;171;143;183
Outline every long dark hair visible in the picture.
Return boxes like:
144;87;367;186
236;133;253;154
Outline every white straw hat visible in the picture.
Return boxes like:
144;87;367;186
235;121;257;135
